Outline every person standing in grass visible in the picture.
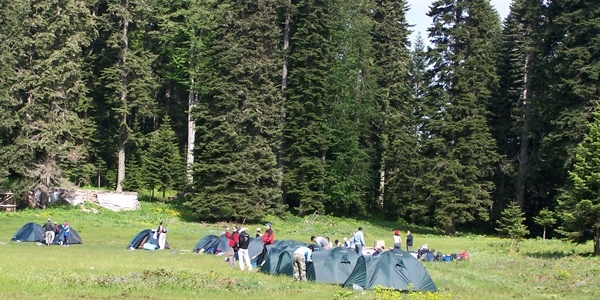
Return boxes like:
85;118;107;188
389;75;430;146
406;230;413;253
293;245;314;281
237;228;252;271
262;223;274;245
353;227;365;256
44;218;53;246
225;226;239;268
156;221;167;250
62;221;70;246
393;229;402;250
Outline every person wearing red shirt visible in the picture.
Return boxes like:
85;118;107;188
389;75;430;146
225;226;239;267
262;223;275;245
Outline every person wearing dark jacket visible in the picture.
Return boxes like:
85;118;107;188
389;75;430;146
262;223;274;245
43;218;53;246
237;228;252;271
406;230;413;253
225;226;239;268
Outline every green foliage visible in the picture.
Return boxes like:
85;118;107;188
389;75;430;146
373;286;451;300
423;0;502;233
557;105;600;255
143;116;186;199
185;0;285;222
496;201;529;248
533;208;556;239
0;0;97;192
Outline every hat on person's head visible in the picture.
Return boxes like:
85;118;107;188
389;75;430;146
265;223;272;227
54;221;57;224
240;227;248;232
256;227;261;231
47;218;51;221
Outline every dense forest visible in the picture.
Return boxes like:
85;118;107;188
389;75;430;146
1;0;599;242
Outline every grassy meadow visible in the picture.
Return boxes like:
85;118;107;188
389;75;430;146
0;202;598;300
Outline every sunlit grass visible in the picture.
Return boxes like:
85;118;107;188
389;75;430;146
0;203;599;299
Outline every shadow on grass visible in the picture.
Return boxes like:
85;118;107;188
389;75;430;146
524;250;596;259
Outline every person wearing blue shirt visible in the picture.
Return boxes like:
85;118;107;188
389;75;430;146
352;227;365;256
293;245;314;281
62;221;70;246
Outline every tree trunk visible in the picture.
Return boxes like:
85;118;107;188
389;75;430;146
186;76;197;184
594;233;599;256
278;2;291;204
115;0;130;193
515;52;534;209
543;226;546;240
378;163;385;208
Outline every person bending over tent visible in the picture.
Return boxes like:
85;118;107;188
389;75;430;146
293;245;314;282
311;236;332;249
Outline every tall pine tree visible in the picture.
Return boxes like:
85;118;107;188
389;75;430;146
557;105;600;255
0;0;96;194
283;0;336;215
185;0;285;221
424;0;501;233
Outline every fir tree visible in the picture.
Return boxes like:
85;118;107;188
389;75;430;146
0;0;97;194
283;0;336;215
424;0;501;233
93;0;159;192
557;105;600;255
533;208;556;240
143;116;186;200
369;0;420;221
185;0;285;221
496;200;529;248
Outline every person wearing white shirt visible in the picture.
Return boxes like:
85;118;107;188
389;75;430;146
393;229;401;249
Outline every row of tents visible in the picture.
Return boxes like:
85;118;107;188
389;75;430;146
10;224;437;292
11;222;83;245
193;234;437;292
10;222;169;250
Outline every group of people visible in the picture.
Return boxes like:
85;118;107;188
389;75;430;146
220;224;419;282
43;218;70;246
225;222;275;271
314;227;415;256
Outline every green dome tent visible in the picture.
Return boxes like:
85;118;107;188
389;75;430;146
127;229;170;250
10;222;45;242
192;235;221;253
342;249;437;291
307;247;359;284
53;226;83;245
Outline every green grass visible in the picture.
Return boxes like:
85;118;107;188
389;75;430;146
0;203;598;300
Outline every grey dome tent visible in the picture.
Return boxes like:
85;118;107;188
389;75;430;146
193;235;221;253
127;229;170;249
53;226;83;245
258;247;288;275
10;222;45;242
342;249;437;291
307;247;359;284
